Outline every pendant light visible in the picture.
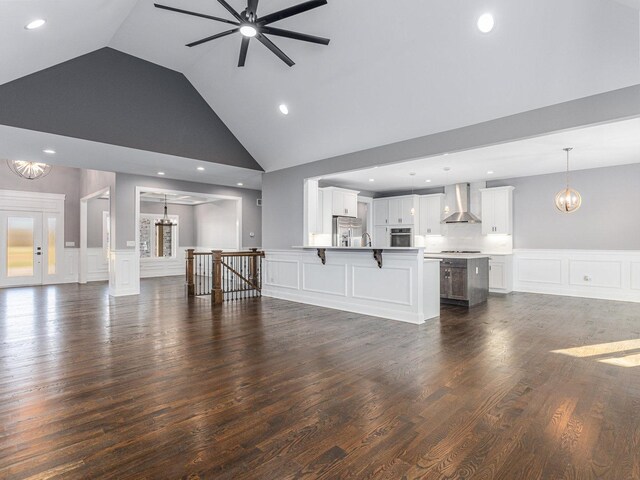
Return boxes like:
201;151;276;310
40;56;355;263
155;195;177;257
555;147;582;213
7;160;52;180
409;172;416;215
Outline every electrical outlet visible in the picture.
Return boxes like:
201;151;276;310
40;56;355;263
584;275;592;282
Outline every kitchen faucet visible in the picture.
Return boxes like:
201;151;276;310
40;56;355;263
362;232;372;247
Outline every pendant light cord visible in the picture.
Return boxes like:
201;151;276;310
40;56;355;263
564;147;573;188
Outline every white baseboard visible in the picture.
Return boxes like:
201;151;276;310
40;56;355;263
513;249;640;303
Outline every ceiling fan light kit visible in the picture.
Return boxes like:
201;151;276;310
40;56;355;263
155;0;330;67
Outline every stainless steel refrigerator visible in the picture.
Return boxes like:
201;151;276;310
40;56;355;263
333;216;363;247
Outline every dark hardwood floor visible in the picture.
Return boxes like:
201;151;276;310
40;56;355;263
1;278;640;479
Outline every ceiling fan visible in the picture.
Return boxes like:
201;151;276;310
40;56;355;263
154;0;330;67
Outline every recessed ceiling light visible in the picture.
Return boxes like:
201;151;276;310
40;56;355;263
279;104;289;115
197;166;205;171
487;170;494;175
237;182;244;186
42;149;56;155
477;13;494;33
157;171;165;176
25;19;46;30
369;178;375;182
240;24;257;37
425;179;432;183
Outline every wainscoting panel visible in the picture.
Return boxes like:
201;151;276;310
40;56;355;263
265;259;300;290
109;250;140;297
302;263;347;296
352;266;412;305
263;249;441;324
568;260;622;289
514;249;640;303
517;258;562;285
60;248;79;284
632;262;640;291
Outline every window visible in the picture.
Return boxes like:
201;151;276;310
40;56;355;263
139;213;179;259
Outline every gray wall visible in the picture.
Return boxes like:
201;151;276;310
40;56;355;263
0;48;261;171
0;163;81;245
114;173;261;250
80;169;115;198
262;84;640;249
488;163;640;250
195;201;238;249
87;197;109;248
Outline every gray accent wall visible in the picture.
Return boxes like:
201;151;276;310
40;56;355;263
0;163;81;245
262;84;640;249
488;163;640;250
114;173;261;250
0;48;262;171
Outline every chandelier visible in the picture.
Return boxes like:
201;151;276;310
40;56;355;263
554;147;582;213
7;160;52;180
155;195;177;257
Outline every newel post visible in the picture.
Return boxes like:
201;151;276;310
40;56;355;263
212;250;224;305
186;248;195;296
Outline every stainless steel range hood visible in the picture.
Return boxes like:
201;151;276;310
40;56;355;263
442;183;481;224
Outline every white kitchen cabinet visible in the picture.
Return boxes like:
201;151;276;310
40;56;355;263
373;199;389;225
488;254;513;293
329;188;358;217
374;226;390;247
481;187;514;235
419;194;444;236
386;196;418;225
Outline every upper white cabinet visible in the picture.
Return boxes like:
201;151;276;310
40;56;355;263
326;188;358;217
389;196;419;225
418;194;445;236
480;187;514;235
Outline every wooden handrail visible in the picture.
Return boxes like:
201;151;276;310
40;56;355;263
186;249;264;303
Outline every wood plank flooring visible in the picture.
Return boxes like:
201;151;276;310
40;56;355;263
1;277;640;479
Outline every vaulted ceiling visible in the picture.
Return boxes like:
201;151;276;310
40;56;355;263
1;0;639;173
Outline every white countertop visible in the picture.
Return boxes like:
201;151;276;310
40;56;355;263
293;246;423;251
424;253;491;259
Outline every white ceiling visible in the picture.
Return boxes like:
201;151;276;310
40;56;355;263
320;118;640;192
0;125;262;189
1;0;639;173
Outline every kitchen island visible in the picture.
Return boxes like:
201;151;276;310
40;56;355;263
424;253;490;307
262;247;440;324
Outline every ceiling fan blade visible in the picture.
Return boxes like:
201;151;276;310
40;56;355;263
247;0;259;17
262;26;329;45
238;36;250;66
187;28;239;47
216;0;243;21
256;33;294;66
258;0;327;25
154;4;239;25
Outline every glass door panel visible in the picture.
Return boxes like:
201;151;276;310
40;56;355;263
7;217;35;277
0;212;44;287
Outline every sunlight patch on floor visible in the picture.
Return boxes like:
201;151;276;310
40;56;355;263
551;339;640;358
599;352;640;368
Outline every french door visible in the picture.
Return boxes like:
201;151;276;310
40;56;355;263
0;211;61;287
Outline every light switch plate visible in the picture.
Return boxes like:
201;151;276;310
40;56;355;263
65;241;75;247
126;241;136;247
